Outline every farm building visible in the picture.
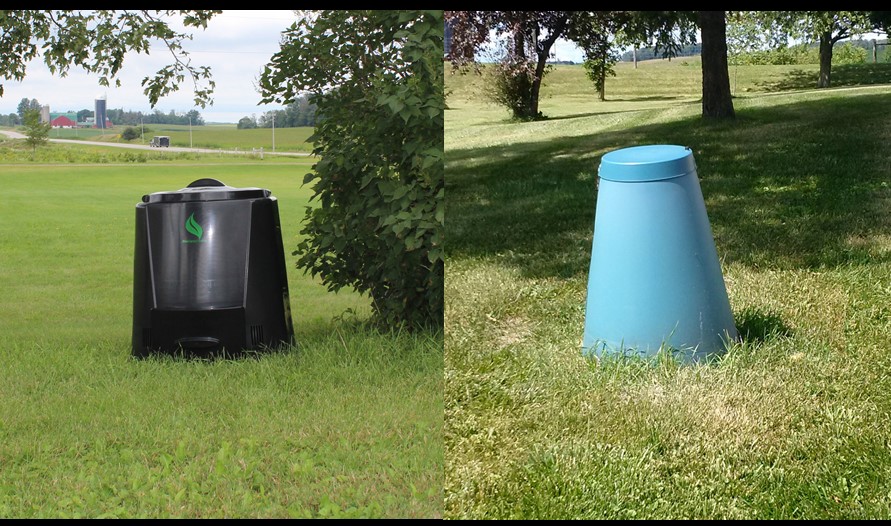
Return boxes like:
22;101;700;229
49;113;78;128
38;100;114;129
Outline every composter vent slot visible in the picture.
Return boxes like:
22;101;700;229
250;325;264;346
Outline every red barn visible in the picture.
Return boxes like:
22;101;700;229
49;113;77;128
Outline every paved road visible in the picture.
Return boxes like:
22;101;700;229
0;129;313;157
0;129;26;139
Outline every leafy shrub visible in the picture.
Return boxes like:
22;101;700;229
484;58;545;121
121;127;140;141
832;42;867;65
259;11;444;330
236;117;256;129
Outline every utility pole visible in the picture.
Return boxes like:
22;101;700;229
272;112;275;153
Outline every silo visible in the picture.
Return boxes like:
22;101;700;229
95;95;107;129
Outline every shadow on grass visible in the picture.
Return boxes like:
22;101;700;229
756;63;891;92
735;306;793;343
604;95;688;102
446;92;891;280
543;109;648;121
542;97;694;122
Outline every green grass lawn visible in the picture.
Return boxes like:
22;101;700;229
0;155;442;518
33;124;315;153
445;60;891;519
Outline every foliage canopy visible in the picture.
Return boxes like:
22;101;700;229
0;10;220;108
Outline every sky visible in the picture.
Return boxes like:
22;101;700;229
0;10;301;124
551;39;586;63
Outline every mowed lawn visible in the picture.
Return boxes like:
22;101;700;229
445;60;891;519
0;158;442;518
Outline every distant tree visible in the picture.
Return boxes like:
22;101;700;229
121;126;139;141
257;110;278;128
290;94;317;126
136;108;202;126
104;108;146;126
0;10;220;107
237;116;257;129
258;97;318;128
446;11;572;120
16;97;40;119
22;108;49;150
146;109;165;125
107;108;122;125
734;11;874;88
281;105;299;127
184;109;203;126
565;11;629;101
76;109;92;123
805;11;874;87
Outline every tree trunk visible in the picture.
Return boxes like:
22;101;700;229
525;26;539;118
529;17;567;120
818;31;833;88
510;28;535;120
698;11;735;119
530;43;545;118
599;58;606;101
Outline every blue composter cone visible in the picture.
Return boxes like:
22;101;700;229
582;144;738;362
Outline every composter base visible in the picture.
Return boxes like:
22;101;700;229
133;307;290;359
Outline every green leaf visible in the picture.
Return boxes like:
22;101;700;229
185;213;203;240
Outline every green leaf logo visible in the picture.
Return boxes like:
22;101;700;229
185;213;203;240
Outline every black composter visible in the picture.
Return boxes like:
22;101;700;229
132;178;294;357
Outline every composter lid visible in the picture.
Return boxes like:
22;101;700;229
141;178;271;204
598;145;696;182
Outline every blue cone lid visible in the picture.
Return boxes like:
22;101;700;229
598;144;696;182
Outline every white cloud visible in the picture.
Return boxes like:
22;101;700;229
0;10;299;123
